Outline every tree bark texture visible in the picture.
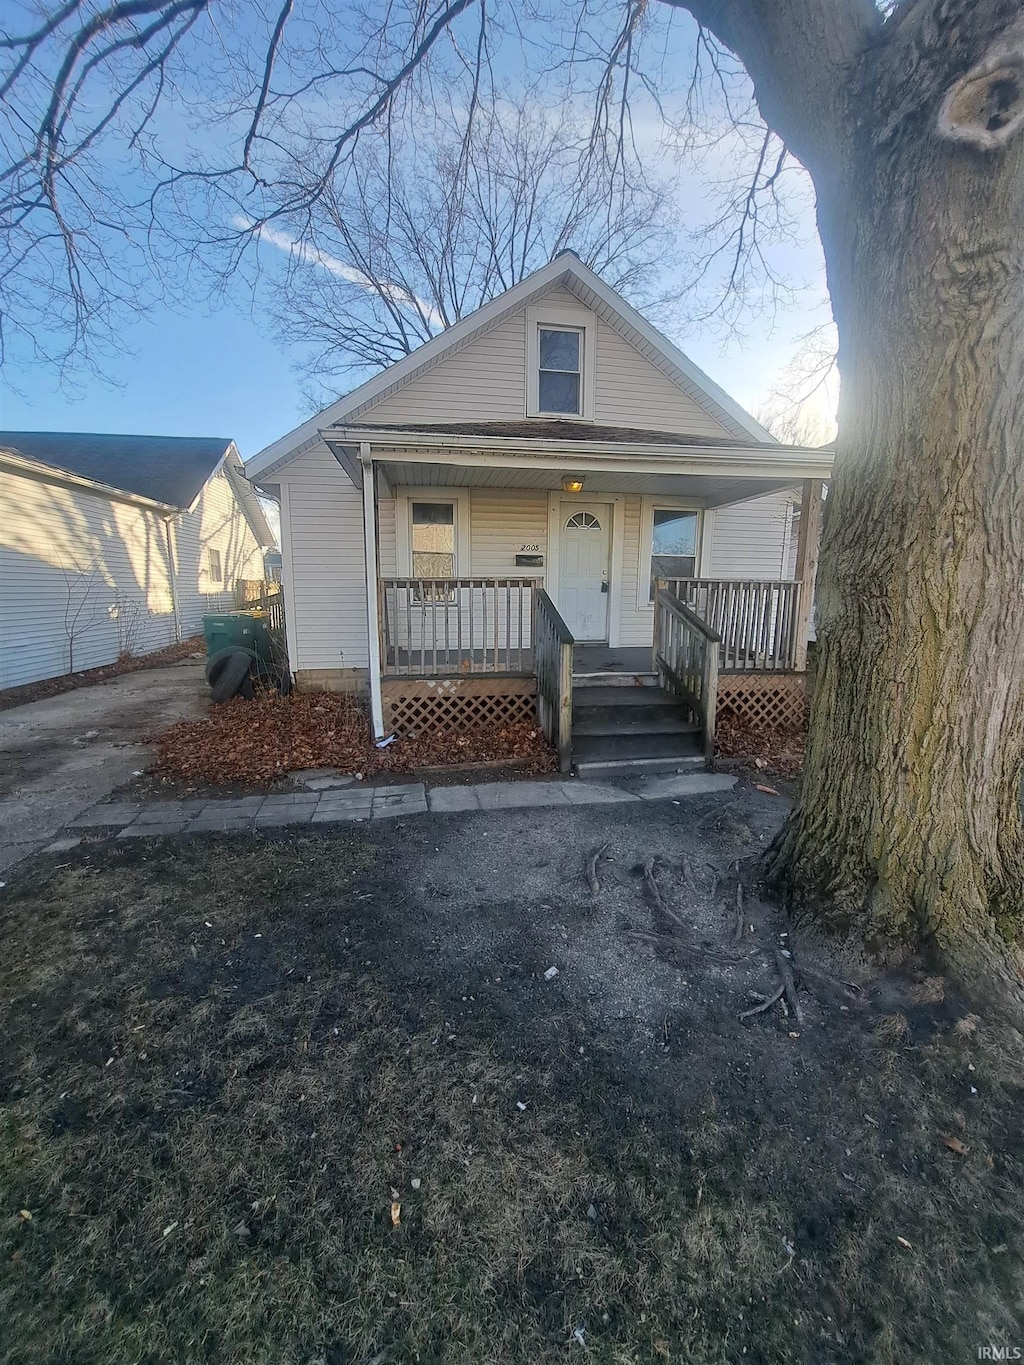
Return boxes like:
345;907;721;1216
679;0;1024;994
768;7;1024;994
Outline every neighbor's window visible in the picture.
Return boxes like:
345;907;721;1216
208;547;222;583
538;327;582;415
649;508;698;600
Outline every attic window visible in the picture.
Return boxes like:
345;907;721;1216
538;328;582;415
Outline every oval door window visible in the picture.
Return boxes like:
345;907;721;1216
564;511;602;530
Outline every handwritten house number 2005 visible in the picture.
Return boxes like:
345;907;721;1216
519;543;540;552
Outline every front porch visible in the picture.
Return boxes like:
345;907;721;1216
333;421;829;772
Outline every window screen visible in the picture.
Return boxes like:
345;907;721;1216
538;328;581;414
649;508;698;599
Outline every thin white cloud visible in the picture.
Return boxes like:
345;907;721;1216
235;216;444;327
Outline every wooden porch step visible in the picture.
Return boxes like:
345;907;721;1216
571;684;671;707
572;671;659;688
573;716;700;737
571;730;703;763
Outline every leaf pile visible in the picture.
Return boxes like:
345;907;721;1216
716;711;806;778
153;691;556;786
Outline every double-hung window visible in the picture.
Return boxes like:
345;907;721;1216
208;547;222;583
649;508;698;600
538;327;582;415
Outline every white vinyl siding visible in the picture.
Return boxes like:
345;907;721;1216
592;316;731;436
361;310;529;424
170;462;265;629
708;491;794;580
358;284;733;438
0;456;265;689
279;442;369;670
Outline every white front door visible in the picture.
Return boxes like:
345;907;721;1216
558;504;610;641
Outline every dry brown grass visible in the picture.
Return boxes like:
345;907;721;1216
1;834;1022;1364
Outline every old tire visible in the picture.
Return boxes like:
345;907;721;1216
206;646;257;703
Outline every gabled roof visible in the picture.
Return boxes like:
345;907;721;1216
246;252;776;481
0;431;234;510
0;430;277;546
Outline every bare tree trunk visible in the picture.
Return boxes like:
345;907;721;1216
767;95;1024;1003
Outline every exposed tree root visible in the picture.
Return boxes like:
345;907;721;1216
731;879;745;946
739;984;786;1021
774;949;805;1026
586;843;609;898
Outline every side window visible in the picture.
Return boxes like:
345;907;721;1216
208;547;223;583
538;328;582;415
649;509;698;600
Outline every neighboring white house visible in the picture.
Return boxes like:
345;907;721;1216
0;432;276;689
246;252;830;759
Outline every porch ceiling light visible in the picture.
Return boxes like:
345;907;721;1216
562;475;585;493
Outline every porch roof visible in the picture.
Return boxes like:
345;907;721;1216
323;421;832;508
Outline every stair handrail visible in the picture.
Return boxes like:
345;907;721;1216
532;587;574;772
652;580;720;765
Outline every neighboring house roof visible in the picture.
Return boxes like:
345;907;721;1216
0;430;277;547
246;251;777;482
0;431;234;510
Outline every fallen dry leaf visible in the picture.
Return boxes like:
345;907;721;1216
717;712;805;777
152;692;555;787
896;1236;913;1250
755;784;781;796
940;1135;969;1156
390;1201;401;1227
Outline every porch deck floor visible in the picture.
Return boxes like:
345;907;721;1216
572;645;653;675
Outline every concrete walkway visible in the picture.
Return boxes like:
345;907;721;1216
46;772;737;850
0;662;207;872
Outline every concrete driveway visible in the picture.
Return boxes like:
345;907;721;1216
0;662;207;872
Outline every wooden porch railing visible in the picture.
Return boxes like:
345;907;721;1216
662;578;802;672
379;578;534;677
653;583;720;764
533;588;574;773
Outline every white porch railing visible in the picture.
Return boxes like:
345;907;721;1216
379;578;534;676
662;578;802;672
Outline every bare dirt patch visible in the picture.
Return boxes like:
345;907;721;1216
1;793;1022;1363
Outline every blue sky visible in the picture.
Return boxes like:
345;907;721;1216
0;0;833;459
0;274;827;460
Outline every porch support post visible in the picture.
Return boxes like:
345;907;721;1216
793;478;823;671
359;442;386;739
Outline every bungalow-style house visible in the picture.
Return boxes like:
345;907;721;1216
0;432;275;689
247;253;831;774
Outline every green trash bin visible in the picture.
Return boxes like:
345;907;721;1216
203;610;276;665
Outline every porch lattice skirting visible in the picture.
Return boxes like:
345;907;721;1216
381;676;537;735
715;672;809;730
